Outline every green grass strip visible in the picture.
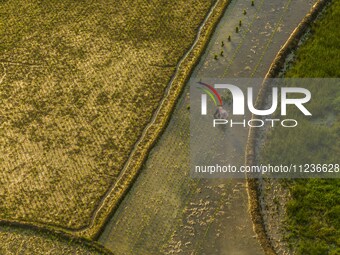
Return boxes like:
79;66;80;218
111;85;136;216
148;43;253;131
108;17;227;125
261;1;340;254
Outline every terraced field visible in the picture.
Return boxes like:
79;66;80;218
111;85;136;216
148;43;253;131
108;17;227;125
99;0;317;254
0;0;218;237
1;0;332;254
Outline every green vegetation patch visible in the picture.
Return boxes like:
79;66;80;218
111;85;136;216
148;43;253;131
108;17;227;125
261;1;340;254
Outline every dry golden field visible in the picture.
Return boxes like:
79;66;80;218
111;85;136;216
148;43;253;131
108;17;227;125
0;0;216;236
0;225;110;254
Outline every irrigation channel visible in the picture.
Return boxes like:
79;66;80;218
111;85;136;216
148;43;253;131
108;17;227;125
99;0;317;254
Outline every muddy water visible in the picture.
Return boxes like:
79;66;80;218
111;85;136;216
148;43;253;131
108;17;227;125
99;0;316;254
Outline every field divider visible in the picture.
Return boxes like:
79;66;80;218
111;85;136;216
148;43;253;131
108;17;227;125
244;0;331;254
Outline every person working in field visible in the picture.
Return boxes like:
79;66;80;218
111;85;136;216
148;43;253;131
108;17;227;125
214;106;228;119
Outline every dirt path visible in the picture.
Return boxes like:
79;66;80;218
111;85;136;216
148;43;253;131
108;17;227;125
99;0;316;254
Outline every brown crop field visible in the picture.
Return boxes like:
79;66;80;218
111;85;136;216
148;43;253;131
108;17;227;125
0;0;219;237
0;224;110;255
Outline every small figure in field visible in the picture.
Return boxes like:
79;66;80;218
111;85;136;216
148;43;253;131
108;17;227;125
214;106;228;119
